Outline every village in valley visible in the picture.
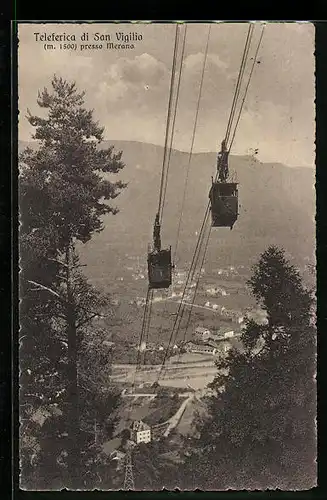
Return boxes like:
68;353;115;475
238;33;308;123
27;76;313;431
97;260;270;470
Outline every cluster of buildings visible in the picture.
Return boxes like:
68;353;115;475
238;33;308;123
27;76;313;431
183;325;240;356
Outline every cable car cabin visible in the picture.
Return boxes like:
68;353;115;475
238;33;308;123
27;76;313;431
147;248;172;289
209;181;238;229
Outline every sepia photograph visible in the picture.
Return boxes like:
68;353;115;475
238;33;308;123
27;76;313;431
18;21;316;490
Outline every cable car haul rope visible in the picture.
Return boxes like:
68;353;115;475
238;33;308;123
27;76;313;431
130;23;265;393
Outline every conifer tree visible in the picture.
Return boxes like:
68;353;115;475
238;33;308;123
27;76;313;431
19;75;126;488
182;246;316;490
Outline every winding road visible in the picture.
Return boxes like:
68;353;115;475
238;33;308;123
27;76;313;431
163;394;194;437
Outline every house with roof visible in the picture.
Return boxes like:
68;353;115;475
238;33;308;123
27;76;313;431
185;341;217;355
194;326;211;342
130;420;151;444
110;450;125;460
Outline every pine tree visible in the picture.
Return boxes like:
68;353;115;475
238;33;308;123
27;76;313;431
19;75;126;488
182;246;316;490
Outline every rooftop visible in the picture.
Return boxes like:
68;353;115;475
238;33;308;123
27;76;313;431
102;437;122;456
131;420;151;432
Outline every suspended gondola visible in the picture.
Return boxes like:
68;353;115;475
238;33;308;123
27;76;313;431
146;24;184;290
139;22;265;393
209;140;239;230
147;213;173;289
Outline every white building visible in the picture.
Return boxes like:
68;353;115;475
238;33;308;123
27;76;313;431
130;420;151;444
185;341;217;355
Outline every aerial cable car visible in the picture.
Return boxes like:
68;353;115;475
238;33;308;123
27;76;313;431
147;213;173;289
209;139;239;230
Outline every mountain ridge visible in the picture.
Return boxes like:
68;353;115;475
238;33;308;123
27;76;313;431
19;138;314;170
18;139;315;275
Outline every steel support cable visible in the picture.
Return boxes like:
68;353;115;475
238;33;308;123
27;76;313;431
156;204;211;382
228;24;265;153
176;26;265;354
225;24;254;145
161;24;188;226
157;171;216;382
157;164;224;382
131;287;152;392
226;23;254;148
178;26;266;352
142;289;154;366
225;24;254;142
157;116;236;381
126;287;152;419
158;24;180;223
161;219;212;373
224;25;253;144
172;211;210;342
157;24;255;383
168;216;211;365
148;26;187;358
126;288;153;426
173;24;211;264
177;223;212;359
145;24;181;377
159;24;249;364
139;288;154;366
156;24;209;353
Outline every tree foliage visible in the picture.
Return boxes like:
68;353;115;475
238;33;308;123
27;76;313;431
131;441;181;490
181;246;316;490
20;76;126;249
19;75;126;489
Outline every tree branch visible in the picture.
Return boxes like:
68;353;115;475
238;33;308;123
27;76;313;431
27;280;63;300
76;312;107;329
76;314;98;329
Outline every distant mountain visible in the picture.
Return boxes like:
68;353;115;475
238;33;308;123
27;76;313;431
18;140;315;276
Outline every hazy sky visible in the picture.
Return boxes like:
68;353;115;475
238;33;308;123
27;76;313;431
18;22;315;167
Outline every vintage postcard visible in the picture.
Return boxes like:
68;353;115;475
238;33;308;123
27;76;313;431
18;21;316;490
